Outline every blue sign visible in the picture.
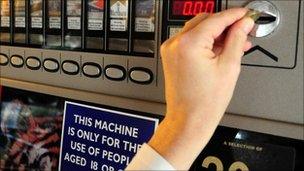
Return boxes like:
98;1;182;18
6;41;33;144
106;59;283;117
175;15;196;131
59;101;159;171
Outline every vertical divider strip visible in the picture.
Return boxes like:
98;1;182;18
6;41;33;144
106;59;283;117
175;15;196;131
128;0;133;53
26;0;29;45
82;0;86;50
10;0;14;44
61;0;64;48
104;0;108;51
12;0;15;45
155;0;161;86
43;0;46;47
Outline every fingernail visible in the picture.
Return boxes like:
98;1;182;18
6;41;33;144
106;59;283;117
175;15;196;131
245;9;261;22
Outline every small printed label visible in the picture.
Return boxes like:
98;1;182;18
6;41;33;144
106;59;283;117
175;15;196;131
49;17;61;29
169;27;183;38
110;19;127;31
15;17;25;28
31;17;42;28
68;17;81;30
0;16;10;27
135;18;154;32
88;19;103;31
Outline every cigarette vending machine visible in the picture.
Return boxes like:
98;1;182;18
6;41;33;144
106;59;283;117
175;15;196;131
0;0;303;170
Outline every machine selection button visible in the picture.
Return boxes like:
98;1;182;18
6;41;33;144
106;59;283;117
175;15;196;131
10;55;24;68
43;58;59;72
129;67;153;84
62;60;79;75
26;57;41;70
0;53;9;66
105;65;126;81
82;62;102;78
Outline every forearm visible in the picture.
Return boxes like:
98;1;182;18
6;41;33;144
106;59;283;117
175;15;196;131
129;8;254;170
148;112;222;170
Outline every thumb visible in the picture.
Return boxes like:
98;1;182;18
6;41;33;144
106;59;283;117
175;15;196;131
219;18;254;65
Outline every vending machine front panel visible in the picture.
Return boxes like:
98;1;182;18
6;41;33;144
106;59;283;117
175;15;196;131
0;0;303;170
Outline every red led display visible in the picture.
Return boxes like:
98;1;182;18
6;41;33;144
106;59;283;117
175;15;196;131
172;0;215;16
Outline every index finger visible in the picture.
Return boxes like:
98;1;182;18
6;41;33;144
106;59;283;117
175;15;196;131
182;13;209;33
189;8;249;41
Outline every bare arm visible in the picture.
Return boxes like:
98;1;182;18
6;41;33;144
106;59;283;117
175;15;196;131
148;8;254;170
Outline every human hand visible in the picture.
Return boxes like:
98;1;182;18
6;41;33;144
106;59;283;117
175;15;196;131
149;8;255;170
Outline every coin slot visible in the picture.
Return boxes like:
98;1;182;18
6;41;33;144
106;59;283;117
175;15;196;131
255;12;277;24
246;1;280;37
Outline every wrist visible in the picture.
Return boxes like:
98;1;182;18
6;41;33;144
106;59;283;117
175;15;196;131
148;115;218;170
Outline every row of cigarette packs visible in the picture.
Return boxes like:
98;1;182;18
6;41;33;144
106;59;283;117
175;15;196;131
0;0;157;56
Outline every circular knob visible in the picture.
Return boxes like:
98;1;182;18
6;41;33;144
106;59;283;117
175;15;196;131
246;0;280;37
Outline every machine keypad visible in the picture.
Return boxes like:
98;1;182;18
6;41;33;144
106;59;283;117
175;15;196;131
3;52;154;85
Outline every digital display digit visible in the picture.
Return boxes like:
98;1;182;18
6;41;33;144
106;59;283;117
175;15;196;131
171;0;215;18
